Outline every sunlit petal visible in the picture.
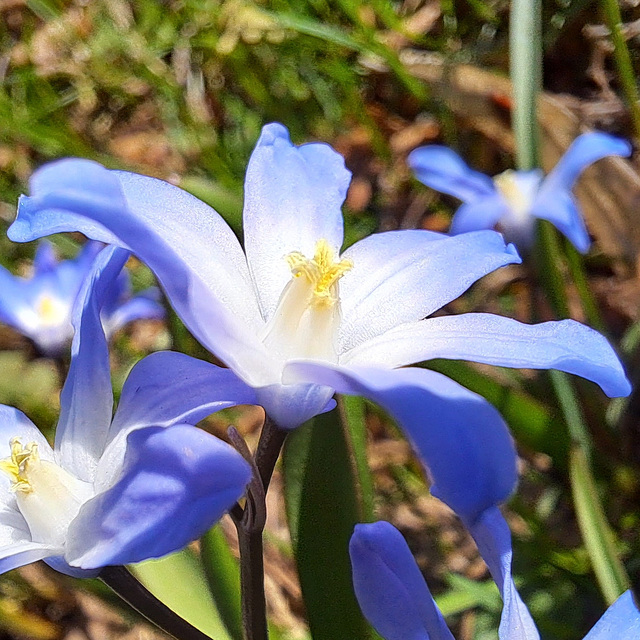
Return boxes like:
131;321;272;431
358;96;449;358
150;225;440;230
55;247;127;482
339;231;520;352
284;362;516;522
243;123;350;319
67;425;251;568
344;314;631;398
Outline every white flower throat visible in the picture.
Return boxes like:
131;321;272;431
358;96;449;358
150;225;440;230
262;239;352;363
493;170;542;224
0;438;91;547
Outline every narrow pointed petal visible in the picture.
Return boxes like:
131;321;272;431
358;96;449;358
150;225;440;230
0;541;59;575
449;195;510;235
350;521;454;640
66;425;251;569
11;159;276;386
243;123;350;319
408;145;497;202
284;363;516;522
344;314;631;398
55;247;128;482
111;351;258;435
530;190;591;253
95;351;258;490
542;133;632;192
468;507;540;640
584;590;640;640
32;241;58;274
339;232;520;353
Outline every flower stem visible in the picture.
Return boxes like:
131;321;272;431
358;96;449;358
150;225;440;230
231;415;288;640
600;0;640;139
100;565;213;640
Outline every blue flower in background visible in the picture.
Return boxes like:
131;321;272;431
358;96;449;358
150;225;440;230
408;133;631;253
0;240;164;356
10;123;631;531
0;246;256;577
350;521;640;640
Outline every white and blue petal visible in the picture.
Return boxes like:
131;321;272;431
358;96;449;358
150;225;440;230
94;351;258;490
66;424;251;569
32;241;58;274
408;145;497;202
243;123;350;320
0;266;33;330
102;293;165;336
0;405;53;462
343;314;631;398
0;541;60;575
528;133;630;253
339;231;521;352
11;159;277;386
350;521;454;640
55;246;128;482
284;363;517;522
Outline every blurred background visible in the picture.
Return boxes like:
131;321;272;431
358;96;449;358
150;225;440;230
1;1;640;639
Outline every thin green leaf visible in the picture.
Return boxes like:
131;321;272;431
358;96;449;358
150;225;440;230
569;446;630;604
200;525;243;640
338;395;375;522
130;548;232;640
282;410;371;640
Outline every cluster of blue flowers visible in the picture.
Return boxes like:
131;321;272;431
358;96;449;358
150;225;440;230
0;123;636;638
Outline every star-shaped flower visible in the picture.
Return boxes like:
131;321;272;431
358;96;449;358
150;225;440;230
10;123;630;528
0;246;254;576
408;132;631;253
0;240;164;356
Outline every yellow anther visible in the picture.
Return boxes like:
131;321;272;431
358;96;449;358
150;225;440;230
285;239;352;308
0;438;39;494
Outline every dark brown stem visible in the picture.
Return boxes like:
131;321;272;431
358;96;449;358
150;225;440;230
231;415;288;640
100;565;212;640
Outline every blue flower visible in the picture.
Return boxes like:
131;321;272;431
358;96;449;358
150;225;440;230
0;246;255;577
0;239;164;356
350;521;640;640
408;133;631;253
10;123;631;528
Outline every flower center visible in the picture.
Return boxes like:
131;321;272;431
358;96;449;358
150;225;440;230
36;294;68;327
493;169;542;224
262;239;352;363
285;240;353;309
0;438;91;547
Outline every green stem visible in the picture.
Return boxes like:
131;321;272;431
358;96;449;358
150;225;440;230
600;0;640;139
510;0;542;170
